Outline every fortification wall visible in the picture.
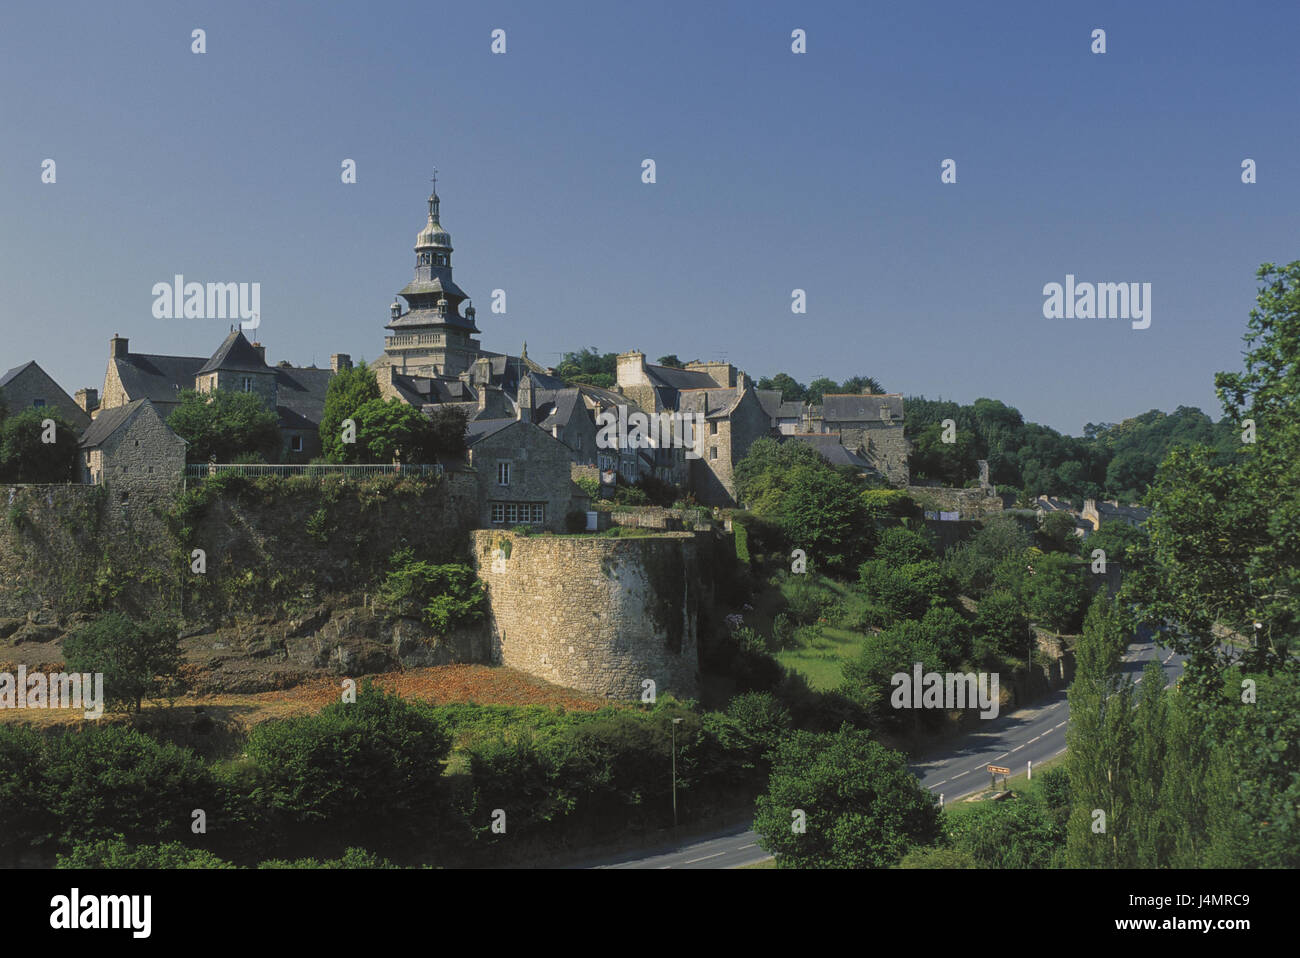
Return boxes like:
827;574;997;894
906;484;1005;519
470;530;705;700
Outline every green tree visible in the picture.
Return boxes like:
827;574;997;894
778;464;868;574
350;398;441;463
1132;261;1300;690
61;613;185;713
168;389;281;463
319;361;381;463
973;590;1029;666
805;377;838;404
840;375;884;395
1065;592;1135;867
1023;552;1090;634
753;726;940;868
874;526;935;565
842;622;945;724
756;372;807;403
0;408;80;482
656;354;686;369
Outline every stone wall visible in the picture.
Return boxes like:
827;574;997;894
470;529;705;700
905;484;1005;519
0;483;175;625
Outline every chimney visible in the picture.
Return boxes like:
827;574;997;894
518;373;534;422
251;342;267;364
75;388;99;415
478;385;489;413
330;353;352;372
110;334;129;358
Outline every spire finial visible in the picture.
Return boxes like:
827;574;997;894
428;168;440;221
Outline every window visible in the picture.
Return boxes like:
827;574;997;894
32;398;45;408
291;435;303;452
497;462;511;485
241;377;253;392
575;433;582;450
710;446;719;460
491;502;544;525
709;421;718;435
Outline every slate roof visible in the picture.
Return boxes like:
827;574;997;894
820;393;905;422
265;366;331;430
466;418;517;444
197;330;268;375
755;389;784;420
1096;501;1152;523
533;388;585;430
387;303;478;332
678;388;743;420
644;364;718;390
786;433;873;470
112;353;207;405
0;361;36;388
776;400;805;419
79;399;183;449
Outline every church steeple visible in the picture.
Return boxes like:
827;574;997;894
382;173;482;378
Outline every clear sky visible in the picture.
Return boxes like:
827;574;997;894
2;0;1296;433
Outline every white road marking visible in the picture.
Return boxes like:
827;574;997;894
1028;735;1041;744
1010;744;1024;753
993;753;1009;760
684;852;725;864
933;779;948;786
952;770;969;779
738;844;757;850
1054;721;1067;729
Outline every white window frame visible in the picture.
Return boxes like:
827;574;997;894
497;461;511;486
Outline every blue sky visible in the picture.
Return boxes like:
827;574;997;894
2;0;1296;433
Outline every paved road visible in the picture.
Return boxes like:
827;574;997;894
596;633;1187;869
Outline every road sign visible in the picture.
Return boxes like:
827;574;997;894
987;765;1010;775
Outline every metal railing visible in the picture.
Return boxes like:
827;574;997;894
184;462;443;481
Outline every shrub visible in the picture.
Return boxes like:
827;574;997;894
374;548;486;633
57;837;235;869
246;683;453;853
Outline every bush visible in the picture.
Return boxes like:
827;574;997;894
781;573;837;624
858;559;953;623
39;726;218;852
246;683;453;854
374;548;486;633
57;837;235;869
874;526;935;565
0;408;80;483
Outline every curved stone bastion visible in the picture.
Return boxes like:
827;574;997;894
469;530;705;700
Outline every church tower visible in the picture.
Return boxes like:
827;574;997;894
380;175;483;377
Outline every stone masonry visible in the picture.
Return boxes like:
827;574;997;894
470;529;702;700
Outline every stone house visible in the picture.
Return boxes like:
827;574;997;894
614;351;775;505
98;330;334;462
809;393;910;485
1081;498;1151;532
0;361;91;430
466;418;591;531
79;398;186;491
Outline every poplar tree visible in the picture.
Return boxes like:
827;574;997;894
1065;591;1134;867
